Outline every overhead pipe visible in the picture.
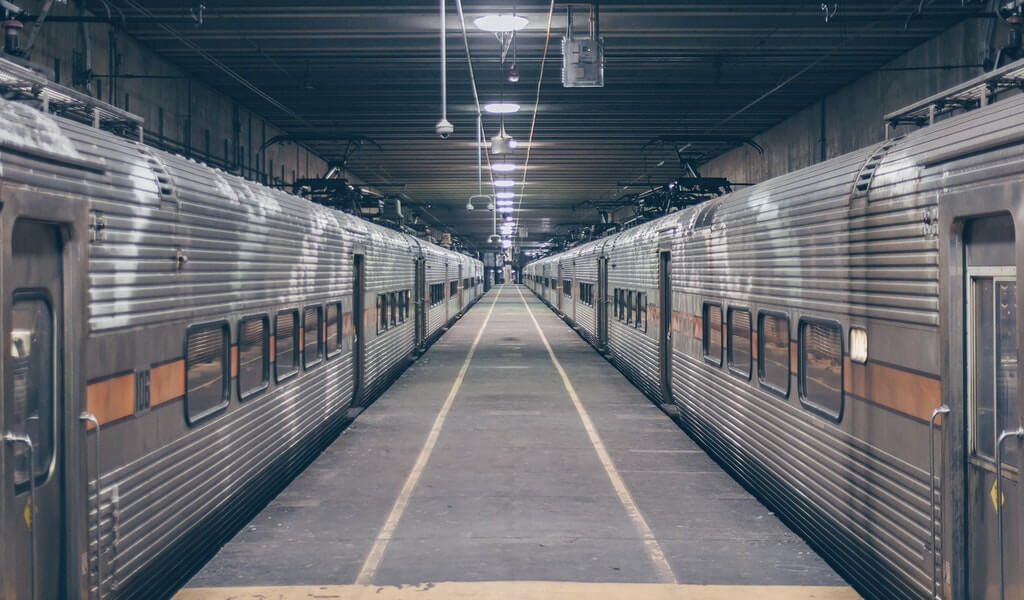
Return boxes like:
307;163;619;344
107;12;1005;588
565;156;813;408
435;0;453;138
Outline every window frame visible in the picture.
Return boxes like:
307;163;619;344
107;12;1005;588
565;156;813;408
184;319;231;425
727;306;753;381
274;309;300;384
389;292;398;327
702;302;723;367
326;302;343;358
303;305;324;370
377;294;388;333
757;310;791;399
626;290;635;325
635;292;647;332
797;316;845;423
237;313;270;401
10;291;57;489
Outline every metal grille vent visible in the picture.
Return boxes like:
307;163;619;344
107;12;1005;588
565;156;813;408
134;369;150;413
852;137;902;200
137;146;179;208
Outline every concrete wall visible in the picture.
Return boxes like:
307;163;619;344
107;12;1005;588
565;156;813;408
10;0;326;186
701;16;999;184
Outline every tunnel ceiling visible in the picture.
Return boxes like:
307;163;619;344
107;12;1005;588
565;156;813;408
103;0;983;251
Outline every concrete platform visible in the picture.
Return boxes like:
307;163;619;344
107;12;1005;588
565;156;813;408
178;285;857;599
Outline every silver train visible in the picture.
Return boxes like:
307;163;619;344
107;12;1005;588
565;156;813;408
527;86;1024;599
0;93;482;598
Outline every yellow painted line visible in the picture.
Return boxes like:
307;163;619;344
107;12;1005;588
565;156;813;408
175;581;861;600
354;285;504;585
515;286;677;584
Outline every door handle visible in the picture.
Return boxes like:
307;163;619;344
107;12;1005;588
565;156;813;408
995;426;1024;600
80;412;102;598
4;432;36;600
928;405;950;600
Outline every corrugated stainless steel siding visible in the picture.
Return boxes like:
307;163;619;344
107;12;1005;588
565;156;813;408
517;89;1024;600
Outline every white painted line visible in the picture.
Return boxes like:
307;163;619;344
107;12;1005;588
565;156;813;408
515;286;678;584
355;286;504;585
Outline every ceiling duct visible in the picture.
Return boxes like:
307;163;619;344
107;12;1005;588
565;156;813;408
562;2;604;88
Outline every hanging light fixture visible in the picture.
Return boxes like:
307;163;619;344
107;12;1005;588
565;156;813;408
474;14;529;32
496;191;515;199
485;102;520;114
494;179;516;187
491;162;516;172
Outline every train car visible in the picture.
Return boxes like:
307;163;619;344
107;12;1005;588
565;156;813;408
0;91;481;599
527;83;1024;599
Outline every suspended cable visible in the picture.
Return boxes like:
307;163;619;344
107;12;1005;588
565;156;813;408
513;0;555;235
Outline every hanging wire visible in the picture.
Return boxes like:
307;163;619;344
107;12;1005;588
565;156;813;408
513;0;556;235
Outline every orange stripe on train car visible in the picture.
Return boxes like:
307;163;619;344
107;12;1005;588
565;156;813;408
844;358;941;423
150;359;185;406
85;372;135;428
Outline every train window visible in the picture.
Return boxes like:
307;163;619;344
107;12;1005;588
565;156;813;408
326;303;342;357
303;306;324;369
563;279;572;296
636;293;647;331
728;308;752;380
430;283;444;306
238;315;269;400
450;280;458;297
798;318;844;422
613;289;620;318
626;291;635;324
275;310;299;382
579;282;594;306
9;297;55;487
758;312;790;397
703;303;723;366
389;292;398;327
378;294;388;332
185;321;230;424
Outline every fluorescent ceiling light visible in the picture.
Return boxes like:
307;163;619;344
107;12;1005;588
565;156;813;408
491;162;516;172
498;206;514;213
494;179;516;187
495;191;515;199
475;14;529;32
485;102;520;114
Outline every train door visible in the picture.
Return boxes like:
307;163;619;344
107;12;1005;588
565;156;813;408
444;262;450;323
964;215;1021;600
458;264;464;310
3;220;67;600
659;251;672;403
415;257;426;350
570;261;576;323
352;253;365;405
557;264;563;312
598;256;608;350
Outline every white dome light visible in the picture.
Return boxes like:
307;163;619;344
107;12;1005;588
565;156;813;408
495;191;515;199
494;179;516;187
475;14;529;32
485;102;520;114
491;162;516;172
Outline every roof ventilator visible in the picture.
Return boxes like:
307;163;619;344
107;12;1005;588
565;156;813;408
851;138;901;201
